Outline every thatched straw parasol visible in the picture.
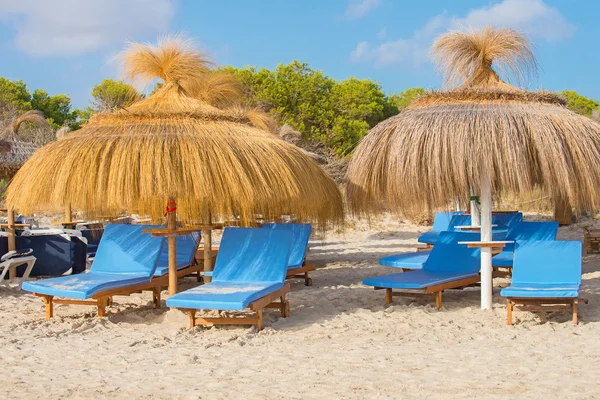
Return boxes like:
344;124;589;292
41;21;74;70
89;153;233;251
0;110;45;176
0;110;46;277
6;35;343;294
347;27;600;309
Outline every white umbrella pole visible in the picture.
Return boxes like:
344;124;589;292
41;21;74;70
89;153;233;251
480;176;493;310
470;186;480;226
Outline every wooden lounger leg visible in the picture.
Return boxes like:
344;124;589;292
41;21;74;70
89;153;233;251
507;300;513;326
152;287;161;309
42;295;54;320
188;310;196;328
304;272;312;287
256;309;263;332
385;288;393;305
435;291;442;310
279;295;291;318
97;298;107;318
572;300;578;325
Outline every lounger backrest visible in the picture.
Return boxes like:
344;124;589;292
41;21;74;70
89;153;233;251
157;232;201;267
512;241;581;286
261;223;311;268
492;212;523;228
504;222;558;252
213;227;293;283
432;212;462;231
91;224;165;276
448;214;472;231
424;231;481;273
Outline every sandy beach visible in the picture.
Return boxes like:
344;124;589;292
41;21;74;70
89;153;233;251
1;214;600;399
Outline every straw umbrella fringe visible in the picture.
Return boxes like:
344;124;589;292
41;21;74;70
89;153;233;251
347;27;600;309
7;35;344;294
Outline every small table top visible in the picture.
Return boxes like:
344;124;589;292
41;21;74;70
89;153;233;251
458;240;514;250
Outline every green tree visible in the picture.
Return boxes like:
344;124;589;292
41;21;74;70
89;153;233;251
91;79;143;112
226;62;398;155
560;90;600;116
0;78;32;112
31;89;78;129
77;79;143;126
329;78;398;154
391;87;425;110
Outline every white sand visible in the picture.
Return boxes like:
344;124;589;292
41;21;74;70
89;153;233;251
1;214;600;399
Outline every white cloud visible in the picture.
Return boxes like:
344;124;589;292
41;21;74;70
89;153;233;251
451;0;574;41
351;0;574;68
342;0;381;20
0;0;176;57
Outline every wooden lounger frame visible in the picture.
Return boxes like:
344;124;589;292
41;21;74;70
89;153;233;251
33;279;164;320
32;258;205;320
506;297;588;325
375;275;481;310
181;283;291;332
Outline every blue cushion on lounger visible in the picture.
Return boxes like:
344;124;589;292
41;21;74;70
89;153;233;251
164;281;283;310
378;251;430;269
154;232;201;276
21;272;153;299
500;241;581;299
261;223;311;269
363;270;480;289
166;227;294;311
492;212;523;229
493;222;558;267
22;224;165;298
365;231;481;289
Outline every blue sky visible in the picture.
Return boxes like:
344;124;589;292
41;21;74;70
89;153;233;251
0;0;598;109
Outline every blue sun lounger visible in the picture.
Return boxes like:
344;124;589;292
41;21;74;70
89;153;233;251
417;211;465;246
364;231;481;309
380;230;505;271
167;227;294;331
22;224;165;319
493;222;558;269
261;223;315;286
501;241;584;325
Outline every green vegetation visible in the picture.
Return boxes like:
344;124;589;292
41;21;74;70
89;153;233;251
2;69;600;155
391;87;426;110
560;90;600;116
226;61;398;156
0;77;79;130
78;79;143;124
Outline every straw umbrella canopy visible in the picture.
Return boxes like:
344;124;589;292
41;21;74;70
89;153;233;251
6;36;344;294
347;27;600;309
0;110;45;177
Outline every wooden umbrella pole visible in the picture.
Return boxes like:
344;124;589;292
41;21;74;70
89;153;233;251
65;203;72;222
479;176;493;310
203;212;213;283
167;199;178;295
7;208;16;279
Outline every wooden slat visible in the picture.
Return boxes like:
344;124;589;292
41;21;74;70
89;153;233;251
286;264;316;277
0;223;31;228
